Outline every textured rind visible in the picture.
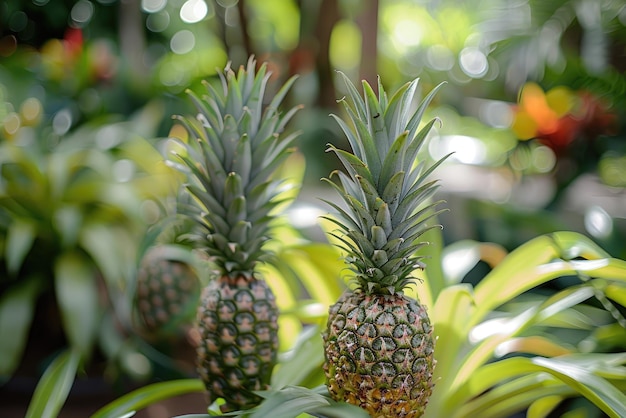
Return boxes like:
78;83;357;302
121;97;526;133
196;277;279;411
136;246;200;335
323;291;435;418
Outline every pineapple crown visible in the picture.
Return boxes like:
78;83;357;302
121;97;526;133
170;57;301;279
323;72;450;295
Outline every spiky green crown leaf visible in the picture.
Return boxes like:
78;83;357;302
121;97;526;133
323;73;450;295
170;57;301;279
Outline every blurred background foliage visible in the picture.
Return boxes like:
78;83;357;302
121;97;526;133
1;0;626;415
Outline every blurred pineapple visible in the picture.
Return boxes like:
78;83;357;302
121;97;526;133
135;244;200;337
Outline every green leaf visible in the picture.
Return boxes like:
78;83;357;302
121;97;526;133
550;231;611;260
379;131;408;190
244;385;368;418
91;379;205;418
5;218;36;275
54;252;99;360
308;401;370;418
453;374;571;418
25;349;80;418
363;80;389;161
415;214;446;302
451;286;596;395
455;356;626;418
0;276;41;380
472;235;565;325
272;326;325;388
527;395;564;418
406;81;446;142
250;386;330;418
383;79;417;143
428;284;475;409
277;244;345;307
336;71;367;122
326;145;373;186
172;415;210;418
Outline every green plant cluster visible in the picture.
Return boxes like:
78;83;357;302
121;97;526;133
4;69;625;418
1;1;626;417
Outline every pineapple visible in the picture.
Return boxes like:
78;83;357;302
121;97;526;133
322;73;449;418
170;57;301;411
135;245;200;336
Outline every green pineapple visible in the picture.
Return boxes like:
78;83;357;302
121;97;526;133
322;73;449;418
170;58;301;411
135;245;200;336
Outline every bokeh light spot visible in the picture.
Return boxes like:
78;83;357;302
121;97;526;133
170;30;195;54
459;47;488;78
479;100;513;129
432;134;487;165
96;125;123;149
52;109;72;135
71;0;94;25
584;206;612;240
531;145;556;173
0;35;18;57
140;199;161;224
113;159;135;183
426;45;454;71
3;112;21;136
330;20;361;71
146;10;170;32
142;0;167;13
393;19;422;49
180;0;208;23
9;11;28;32
20;97;42;125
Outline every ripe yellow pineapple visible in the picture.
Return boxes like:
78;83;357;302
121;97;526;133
170;58;301;411
322;73;448;418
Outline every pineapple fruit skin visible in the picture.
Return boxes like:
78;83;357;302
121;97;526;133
196;276;279;411
136;246;200;336
324;291;435;418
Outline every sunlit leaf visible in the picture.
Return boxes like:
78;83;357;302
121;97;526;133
456;379;572;418
527;395;564;418
472;235;563;324
604;283;626;307
454;286;598;392
550;231;611;260
452;356;626;418
494;336;573;358
25;349;80;418
427;284;475;411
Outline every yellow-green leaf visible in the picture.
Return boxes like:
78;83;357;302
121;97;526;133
0;276;41;379
91;379;204;418
54;252;99;360
5;218;36;275
25;349;79;418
